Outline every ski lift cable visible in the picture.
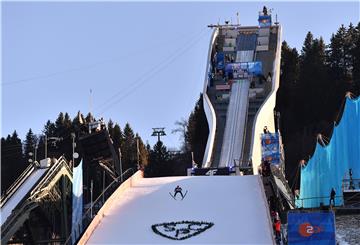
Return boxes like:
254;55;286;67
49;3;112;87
97;29;209;115
1;28;206;87
94;27;209;114
94;27;207;112
96;28;210;116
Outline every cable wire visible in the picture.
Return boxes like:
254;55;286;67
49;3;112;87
96;28;210;116
1;28;206;87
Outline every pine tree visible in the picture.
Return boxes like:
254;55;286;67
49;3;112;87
135;134;149;169
350;22;360;95
107;119;114;137
280;41;300;86
112;123;124;150
327;25;347;81
144;141;171;177
186;94;209;165
1;131;25;192
301;32;314;58
122;123;136;171
55;112;65;134
43;120;56;136
24;128;37;162
64;112;72;130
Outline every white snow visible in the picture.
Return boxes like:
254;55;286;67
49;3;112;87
1;168;48;225
86;175;274;244
219;80;250;167
336;234;350;245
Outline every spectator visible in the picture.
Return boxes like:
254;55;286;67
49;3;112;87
274;219;281;242
263;126;269;134
349;168;355;190
267;72;272;83
329;188;336;206
263;6;268;16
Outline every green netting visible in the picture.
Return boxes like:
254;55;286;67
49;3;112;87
298;97;360;208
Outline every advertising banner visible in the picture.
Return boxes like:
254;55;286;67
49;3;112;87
261;133;280;165
193;168;230;176
288;212;336;245
225;62;262;78
216;52;225;70
258;15;272;27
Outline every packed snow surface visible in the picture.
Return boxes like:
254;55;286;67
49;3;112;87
87;175;274;244
1;168;48;225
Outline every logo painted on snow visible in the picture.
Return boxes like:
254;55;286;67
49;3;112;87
151;221;214;240
298;222;322;237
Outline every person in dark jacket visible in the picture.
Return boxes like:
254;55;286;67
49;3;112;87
329;188;336;206
263;6;268;15
174;185;184;198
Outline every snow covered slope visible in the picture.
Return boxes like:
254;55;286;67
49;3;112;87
82;173;274;244
1;167;48;226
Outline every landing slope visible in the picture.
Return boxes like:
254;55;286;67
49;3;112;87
86;175;274;244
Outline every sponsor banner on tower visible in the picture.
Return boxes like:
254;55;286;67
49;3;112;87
288;212;336;245
261;133;281;165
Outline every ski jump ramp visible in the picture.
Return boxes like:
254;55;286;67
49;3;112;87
80;171;274;244
0;166;48;226
202;20;282;172
1;157;72;243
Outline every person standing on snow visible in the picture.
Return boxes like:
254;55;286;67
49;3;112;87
274;219;281;242
329;188;336;206
174;185;184;199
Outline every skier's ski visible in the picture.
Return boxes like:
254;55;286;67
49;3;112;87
181;190;188;200
169;192;176;200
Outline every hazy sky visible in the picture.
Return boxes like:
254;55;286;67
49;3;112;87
2;1;359;149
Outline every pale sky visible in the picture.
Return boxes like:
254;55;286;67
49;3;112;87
2;1;359;149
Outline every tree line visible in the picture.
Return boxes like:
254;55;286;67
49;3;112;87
1;94;209;190
1;112;150;192
275;22;360;189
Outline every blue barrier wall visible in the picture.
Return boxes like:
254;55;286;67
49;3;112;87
299;97;360;208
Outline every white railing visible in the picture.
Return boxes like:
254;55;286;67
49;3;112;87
250;25;282;174
202;28;219;168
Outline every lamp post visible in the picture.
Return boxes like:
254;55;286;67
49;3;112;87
28;152;34;165
71;133;76;169
118;148;123;182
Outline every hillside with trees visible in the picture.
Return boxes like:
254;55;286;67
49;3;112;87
3;22;358;192
275;22;360;189
1;112;149;193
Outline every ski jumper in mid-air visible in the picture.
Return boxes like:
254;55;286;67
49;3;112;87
174;185;184;199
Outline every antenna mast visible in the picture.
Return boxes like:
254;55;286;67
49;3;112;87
89;89;93;121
